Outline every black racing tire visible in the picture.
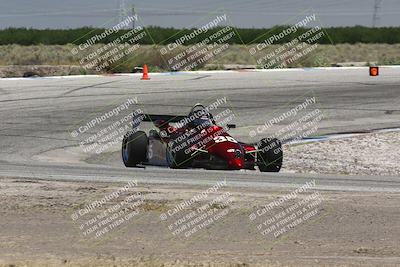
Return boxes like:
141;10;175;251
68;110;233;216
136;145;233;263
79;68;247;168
166;139;193;169
122;130;148;167
257;138;283;172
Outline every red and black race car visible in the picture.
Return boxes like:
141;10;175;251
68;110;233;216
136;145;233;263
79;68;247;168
122;104;282;172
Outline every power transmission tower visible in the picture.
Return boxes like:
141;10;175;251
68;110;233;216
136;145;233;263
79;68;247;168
119;0;135;29
131;5;135;29
372;0;383;27
119;0;128;26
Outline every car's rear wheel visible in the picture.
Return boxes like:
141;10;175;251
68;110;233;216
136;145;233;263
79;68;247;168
257;138;283;172
122;130;148;167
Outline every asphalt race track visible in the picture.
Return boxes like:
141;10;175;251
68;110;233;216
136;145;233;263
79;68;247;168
1;67;400;190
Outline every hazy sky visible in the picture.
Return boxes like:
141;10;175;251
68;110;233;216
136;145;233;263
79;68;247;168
0;0;399;29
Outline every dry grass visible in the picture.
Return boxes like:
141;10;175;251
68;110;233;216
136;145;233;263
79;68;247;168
0;44;399;74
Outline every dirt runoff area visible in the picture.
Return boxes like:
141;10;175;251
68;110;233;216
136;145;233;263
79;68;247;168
0;176;399;267
283;131;400;176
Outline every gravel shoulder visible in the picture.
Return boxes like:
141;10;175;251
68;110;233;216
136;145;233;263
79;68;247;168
283;131;400;176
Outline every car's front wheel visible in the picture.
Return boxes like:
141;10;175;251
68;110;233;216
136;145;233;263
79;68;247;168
257;137;283;172
122;130;148;167
166;140;193;169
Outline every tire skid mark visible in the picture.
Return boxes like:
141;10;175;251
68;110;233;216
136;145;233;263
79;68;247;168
61;79;123;96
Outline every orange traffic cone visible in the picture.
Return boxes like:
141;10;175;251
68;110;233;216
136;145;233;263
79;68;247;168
141;64;150;80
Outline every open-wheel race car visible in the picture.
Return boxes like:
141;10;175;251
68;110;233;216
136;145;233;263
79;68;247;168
122;104;283;172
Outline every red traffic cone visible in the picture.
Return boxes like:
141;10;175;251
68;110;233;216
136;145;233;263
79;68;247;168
141;64;150;80
369;66;379;76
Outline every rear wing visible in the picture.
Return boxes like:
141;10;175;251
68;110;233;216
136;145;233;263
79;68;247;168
134;113;236;129
141;114;187;123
